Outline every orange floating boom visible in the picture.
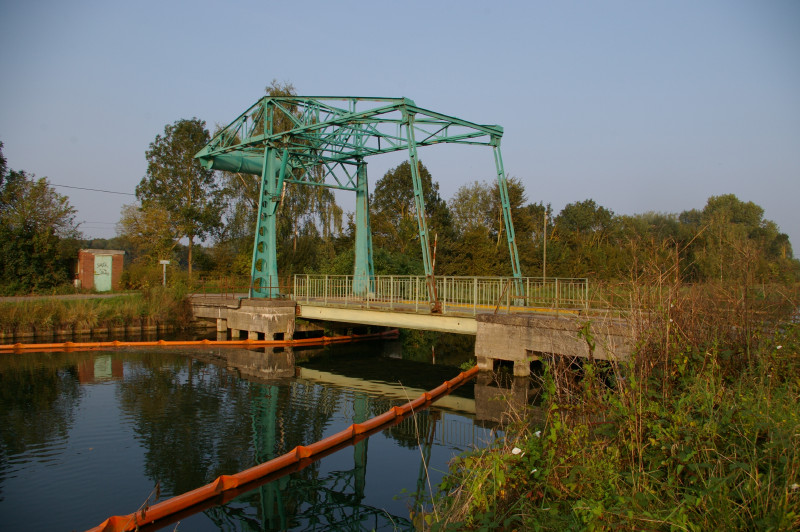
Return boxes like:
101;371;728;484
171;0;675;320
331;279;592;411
86;365;480;532
0;329;399;353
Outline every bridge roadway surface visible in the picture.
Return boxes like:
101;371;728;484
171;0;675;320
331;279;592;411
190;293;584;335
294;296;583;335
190;294;634;374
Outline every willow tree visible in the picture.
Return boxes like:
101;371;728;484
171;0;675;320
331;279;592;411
136;118;223;277
215;81;342;278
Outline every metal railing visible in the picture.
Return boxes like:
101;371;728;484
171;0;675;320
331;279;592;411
292;275;589;315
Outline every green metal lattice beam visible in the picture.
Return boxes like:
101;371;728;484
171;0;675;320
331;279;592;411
195;96;522;306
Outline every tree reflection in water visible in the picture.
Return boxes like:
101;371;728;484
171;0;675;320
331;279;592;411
0;346;486;531
115;349;417;530
0;355;83;501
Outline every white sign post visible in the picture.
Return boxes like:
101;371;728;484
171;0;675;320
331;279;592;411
159;260;170;287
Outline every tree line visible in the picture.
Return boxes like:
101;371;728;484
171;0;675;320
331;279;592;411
118;114;798;289
2;104;798;294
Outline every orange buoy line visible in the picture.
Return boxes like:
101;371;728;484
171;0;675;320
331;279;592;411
87;364;480;532
0;329;399;353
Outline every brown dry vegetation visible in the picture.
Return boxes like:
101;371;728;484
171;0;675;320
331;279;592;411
431;251;800;530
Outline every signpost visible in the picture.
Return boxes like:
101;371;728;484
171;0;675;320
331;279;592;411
159;260;170;287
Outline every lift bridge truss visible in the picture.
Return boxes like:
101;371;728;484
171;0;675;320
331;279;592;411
195;96;522;309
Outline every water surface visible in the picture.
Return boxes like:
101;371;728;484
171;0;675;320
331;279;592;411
0;342;499;530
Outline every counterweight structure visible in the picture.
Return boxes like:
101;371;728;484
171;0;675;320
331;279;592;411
195;96;522;308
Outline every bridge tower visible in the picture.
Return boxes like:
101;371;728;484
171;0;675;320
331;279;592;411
195;97;522;309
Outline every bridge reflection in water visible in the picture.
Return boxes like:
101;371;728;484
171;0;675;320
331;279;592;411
169;345;519;531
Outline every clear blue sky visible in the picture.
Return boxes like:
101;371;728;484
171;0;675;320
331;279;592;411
1;1;798;248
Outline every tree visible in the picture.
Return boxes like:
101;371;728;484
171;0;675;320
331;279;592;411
681;194;797;283
446;178;540;276
0;143;80;292
0;141;7;182
370;160;454;272
136;118;223;278
213;81;343;277
553;199;616;277
117;203;179;264
449;181;493;238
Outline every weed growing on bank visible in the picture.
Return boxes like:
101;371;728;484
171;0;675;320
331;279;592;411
431;283;800;531
0;286;192;334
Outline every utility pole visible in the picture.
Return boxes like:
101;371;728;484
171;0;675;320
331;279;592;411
542;208;547;281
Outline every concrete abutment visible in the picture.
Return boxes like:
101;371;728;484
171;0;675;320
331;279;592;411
190;297;636;379
474;313;634;377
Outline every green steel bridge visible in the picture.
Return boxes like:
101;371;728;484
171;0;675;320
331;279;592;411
193;96;634;365
292;274;590;334
195;96;525;311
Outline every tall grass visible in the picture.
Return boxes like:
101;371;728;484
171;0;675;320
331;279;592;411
0;287;193;333
432;266;800;529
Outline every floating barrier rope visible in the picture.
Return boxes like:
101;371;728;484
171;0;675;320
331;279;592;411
0;329;399;353
86;364;480;532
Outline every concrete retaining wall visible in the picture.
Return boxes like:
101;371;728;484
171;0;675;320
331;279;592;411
475;313;634;376
191;298;297;340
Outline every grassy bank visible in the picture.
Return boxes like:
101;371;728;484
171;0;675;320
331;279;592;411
0;287;193;335
431;284;800;531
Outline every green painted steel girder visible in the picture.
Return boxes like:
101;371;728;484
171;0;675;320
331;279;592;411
194;96;522;305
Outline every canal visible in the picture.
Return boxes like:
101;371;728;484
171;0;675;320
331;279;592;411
0;338;507;531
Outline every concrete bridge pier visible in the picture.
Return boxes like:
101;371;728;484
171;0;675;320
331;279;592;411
475;314;634;377
192;298;297;341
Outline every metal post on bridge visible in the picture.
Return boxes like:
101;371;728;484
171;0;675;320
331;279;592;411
442;277;447;314
473;277;478;316
526;277;530;308
585;279;590;311
555;278;560;309
415;277;419;313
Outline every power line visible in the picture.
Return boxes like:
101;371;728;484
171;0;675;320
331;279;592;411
51;183;135;196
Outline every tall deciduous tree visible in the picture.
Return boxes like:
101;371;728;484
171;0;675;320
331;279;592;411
371;160;453;267
0;141;7;181
553;199;616;277
0;142;81;291
449;181;493;238
117;204;179;264
681;194;796;283
137;118;222;278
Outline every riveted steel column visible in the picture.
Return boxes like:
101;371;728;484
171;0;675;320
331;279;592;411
492;141;524;301
404;110;438;311
250;147;281;298
353;160;374;296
